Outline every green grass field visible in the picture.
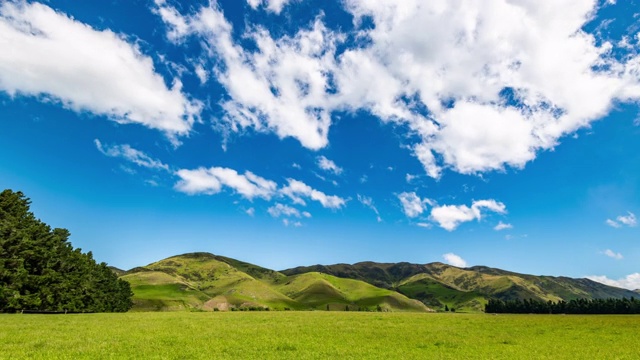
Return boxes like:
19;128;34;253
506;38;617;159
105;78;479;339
1;312;638;359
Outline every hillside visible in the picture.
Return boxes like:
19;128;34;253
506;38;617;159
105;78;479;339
120;253;636;313
277;272;429;312
121;253;431;312
282;262;639;312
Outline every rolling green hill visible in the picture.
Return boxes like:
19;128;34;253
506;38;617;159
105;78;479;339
120;253;636;313
277;272;429;312
282;262;639;312
121;253;432;312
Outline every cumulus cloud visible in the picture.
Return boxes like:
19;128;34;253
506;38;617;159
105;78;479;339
246;0;297;14
602;249;623;260
340;0;640;177
587;273;640;290
606;212;637;228
155;1;339;150
174;165;344;212
317;156;343;175
152;1;640;178
357;195;382;222
174;167;277;200
430;200;507;231
280;179;346;209
0;1;200;138
443;253;468;268
397;192;431;218
494;221;513;231
95;140;169;171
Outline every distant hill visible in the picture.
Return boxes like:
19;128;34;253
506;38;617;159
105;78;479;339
282;262;639;312
119;252;636;313
121;253;431;312
108;266;127;277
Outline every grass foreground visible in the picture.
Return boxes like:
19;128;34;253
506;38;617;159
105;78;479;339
1;312;638;359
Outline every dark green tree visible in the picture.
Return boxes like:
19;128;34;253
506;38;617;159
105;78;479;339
444;304;449;312
0;190;132;313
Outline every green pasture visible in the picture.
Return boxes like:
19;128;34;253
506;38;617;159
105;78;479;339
1;312;638;359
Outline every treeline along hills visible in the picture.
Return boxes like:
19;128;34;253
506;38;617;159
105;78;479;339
2;189;639;314
485;297;640;314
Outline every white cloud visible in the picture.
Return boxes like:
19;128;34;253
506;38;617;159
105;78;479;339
340;0;640;178
606;212;637;228
587;273;640;290
246;207;255;216
430;200;507;231
317;156;343;175
247;0;297;14
280;179;346;209
154;1;640;178
0;1;200;138
357;194;382;222
602;249;623;260
416;222;432;229
95;140;169;171
494;221;513;231
268;203;302;218
442;253;467;268
154;2;339;150
174;167;277;200
282;218;303;227
194;64;208;85
397;192;431;218
606;219;621;228
617;212;637;226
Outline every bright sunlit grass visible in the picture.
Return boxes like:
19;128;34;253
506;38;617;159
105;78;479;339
2;312;638;359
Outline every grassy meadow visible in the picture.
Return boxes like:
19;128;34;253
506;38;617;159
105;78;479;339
2;312;638;359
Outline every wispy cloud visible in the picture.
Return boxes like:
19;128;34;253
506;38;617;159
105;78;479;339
95;140;169;171
606;212;637;228
267;203;311;218
357;194;382;222
246;0;298;14
282;218;303;227
280;179;346;209
494;221;513;231
317;155;343;175
602;249;623;260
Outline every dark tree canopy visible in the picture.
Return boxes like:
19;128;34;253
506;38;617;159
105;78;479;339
0;189;132;312
485;297;640;314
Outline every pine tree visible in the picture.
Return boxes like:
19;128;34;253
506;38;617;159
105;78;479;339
0;190;133;313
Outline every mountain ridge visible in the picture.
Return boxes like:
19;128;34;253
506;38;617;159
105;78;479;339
282;261;637;311
119;252;636;313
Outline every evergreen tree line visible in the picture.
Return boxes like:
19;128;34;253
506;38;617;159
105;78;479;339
485;297;640;314
0;190;133;313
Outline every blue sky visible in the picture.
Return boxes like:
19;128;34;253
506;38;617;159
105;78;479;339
1;0;639;289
